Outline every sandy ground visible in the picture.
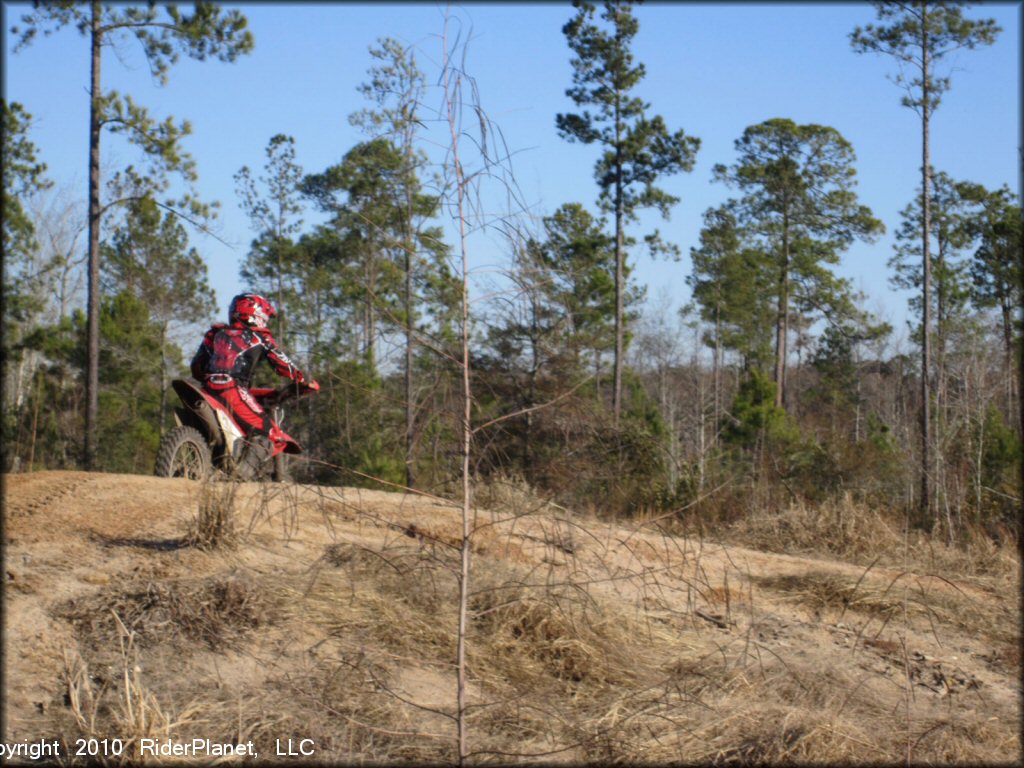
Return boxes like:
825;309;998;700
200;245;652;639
3;470;1020;763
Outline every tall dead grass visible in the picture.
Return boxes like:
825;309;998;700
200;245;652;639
719;493;1019;582
186;480;239;549
33;479;1020;765
59;573;279;653
60;615;205;765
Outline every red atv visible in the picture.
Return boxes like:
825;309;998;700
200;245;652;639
154;378;316;481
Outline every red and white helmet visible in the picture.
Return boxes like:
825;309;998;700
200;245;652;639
229;293;276;328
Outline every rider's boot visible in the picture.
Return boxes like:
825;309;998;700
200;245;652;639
239;434;274;479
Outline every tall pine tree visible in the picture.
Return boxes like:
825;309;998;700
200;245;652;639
235;134;306;342
557;0;699;423
851;0;1001;519
12;1;253;470
350;38;450;488
101;196;216;431
712;118;883;408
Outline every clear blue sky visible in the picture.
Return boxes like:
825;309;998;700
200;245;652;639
3;1;1021;355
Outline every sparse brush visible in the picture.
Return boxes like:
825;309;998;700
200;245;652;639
302;542;458;658
57;615;207;765
244;480;302;540
59;574;279;653
722;494;1020;584
25;476;1019;765
110;614;180;760
723;494;902;562
187;480;239;549
689;704;873;764
262;653;454;763
63;648;99;738
473;472;563;518
475;591;602;685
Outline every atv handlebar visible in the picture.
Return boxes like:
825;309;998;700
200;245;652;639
252;380;319;409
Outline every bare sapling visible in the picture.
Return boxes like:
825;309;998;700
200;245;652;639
438;7;530;762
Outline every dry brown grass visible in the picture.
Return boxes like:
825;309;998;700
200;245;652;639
17;475;1020;765
58;573;282;653
185;480;239;550
473;472;565;517
59;618;207;765
721;494;1019;581
470;565;652;689
752;567;1015;636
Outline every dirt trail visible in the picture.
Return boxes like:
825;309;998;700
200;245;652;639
3;471;1019;763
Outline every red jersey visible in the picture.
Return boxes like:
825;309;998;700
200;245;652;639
190;322;303;389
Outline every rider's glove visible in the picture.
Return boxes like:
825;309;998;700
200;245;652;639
306;380;320;392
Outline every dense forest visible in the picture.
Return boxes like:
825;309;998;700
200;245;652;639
3;1;1020;544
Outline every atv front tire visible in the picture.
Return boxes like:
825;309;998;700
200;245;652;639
154;426;211;480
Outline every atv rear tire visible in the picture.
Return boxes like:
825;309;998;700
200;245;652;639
154;426;211;480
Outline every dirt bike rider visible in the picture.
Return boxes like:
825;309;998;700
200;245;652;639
190;293;318;471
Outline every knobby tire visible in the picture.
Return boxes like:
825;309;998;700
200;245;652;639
154;426;211;480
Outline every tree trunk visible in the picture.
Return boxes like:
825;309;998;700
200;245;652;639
1000;297;1017;436
276;237;285;341
85;0;102;471
610;6;626;426
935;244;949;512
774;218;790;409
920;8;933;522
159;325;168;436
713;302;721;446
442;27;472;760
698;323;709;493
457;194;472;768
526;293;540;472
405;243;416;488
28;369;42;471
365;262;375;371
404;130;417;490
613;113;624;425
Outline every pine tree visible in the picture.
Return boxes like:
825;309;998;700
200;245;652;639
557;0;699;423
12;1;253;470
1;101;51;266
101;196;216;431
2;100;54;468
302;139;409;372
534;202;621;373
961;183;1022;429
890;171;977;418
350;38;450;488
688;205;776;411
2;102;53;402
235;134;306;342
93;291;167;473
851;0;1001;518
712;118;883;409
480;203;623;477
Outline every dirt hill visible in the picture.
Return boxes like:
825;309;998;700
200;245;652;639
3;471;1020;764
